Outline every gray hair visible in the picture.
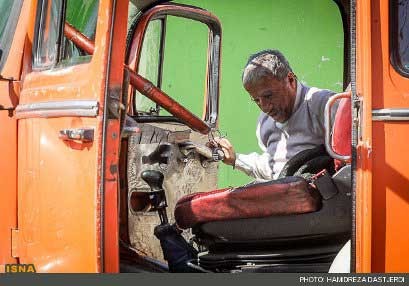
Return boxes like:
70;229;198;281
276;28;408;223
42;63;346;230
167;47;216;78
242;49;293;86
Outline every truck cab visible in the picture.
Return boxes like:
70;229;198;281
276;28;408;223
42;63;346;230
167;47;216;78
0;0;408;273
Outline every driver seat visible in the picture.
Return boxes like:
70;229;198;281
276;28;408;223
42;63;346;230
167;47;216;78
174;93;352;272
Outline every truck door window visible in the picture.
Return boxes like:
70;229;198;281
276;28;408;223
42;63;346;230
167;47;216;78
33;0;99;69
0;0;24;71
391;0;409;77
134;16;210;121
161;16;207;118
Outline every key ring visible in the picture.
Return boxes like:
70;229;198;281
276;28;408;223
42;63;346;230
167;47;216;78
207;129;226;162
208;129;226;142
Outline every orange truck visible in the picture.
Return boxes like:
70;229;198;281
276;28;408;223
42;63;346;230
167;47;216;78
0;0;408;273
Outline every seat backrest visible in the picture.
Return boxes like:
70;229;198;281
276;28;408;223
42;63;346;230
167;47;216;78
331;96;352;170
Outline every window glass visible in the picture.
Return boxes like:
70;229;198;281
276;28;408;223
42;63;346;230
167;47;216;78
60;0;99;65
134;20;162;114
33;0;62;68
134;16;208;119
161;16;208;118
0;0;24;71
391;0;409;75
0;1;13;40
33;0;99;69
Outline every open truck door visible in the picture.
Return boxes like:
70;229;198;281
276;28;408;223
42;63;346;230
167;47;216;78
120;2;222;266
10;0;129;272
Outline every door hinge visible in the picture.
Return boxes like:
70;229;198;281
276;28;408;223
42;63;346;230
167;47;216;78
353;95;363;142
0;75;17;82
0;105;15;117
0;75;20;117
11;229;19;258
108;86;124;119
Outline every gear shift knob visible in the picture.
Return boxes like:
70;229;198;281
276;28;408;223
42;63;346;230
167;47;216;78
141;170;164;192
141;170;168;225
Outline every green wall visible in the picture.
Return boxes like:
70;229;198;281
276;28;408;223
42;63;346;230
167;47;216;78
159;0;344;188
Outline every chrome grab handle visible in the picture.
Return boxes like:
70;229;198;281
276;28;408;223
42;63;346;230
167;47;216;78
59;128;94;142
324;93;351;161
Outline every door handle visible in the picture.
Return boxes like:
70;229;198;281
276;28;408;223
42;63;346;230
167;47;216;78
59;128;94;143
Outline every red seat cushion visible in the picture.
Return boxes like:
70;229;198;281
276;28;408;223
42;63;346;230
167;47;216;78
332;96;352;169
174;177;321;229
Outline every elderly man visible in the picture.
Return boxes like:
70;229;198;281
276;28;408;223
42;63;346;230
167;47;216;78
215;49;337;180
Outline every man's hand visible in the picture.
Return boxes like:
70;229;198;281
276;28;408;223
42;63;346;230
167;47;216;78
210;137;236;166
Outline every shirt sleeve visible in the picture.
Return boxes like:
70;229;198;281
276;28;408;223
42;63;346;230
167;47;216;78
234;152;273;180
233;122;273;180
307;88;339;133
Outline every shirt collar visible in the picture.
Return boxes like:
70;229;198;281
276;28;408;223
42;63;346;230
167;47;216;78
292;80;303;113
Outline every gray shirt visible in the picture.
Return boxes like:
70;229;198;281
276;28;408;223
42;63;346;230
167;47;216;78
235;81;336;180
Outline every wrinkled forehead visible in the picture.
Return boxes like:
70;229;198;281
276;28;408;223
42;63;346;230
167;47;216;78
243;64;273;80
244;74;284;91
243;53;289;80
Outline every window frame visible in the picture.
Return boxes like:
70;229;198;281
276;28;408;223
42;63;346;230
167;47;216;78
390;0;409;78
127;3;222;128
132;17;166;116
32;0;64;70
32;0;99;71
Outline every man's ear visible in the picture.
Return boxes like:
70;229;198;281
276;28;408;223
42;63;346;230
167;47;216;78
288;72;297;89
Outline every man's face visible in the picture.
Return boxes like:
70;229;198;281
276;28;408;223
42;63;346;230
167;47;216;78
244;73;297;123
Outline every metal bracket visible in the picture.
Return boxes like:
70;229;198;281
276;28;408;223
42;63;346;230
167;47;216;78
11;229;19;258
108;86;124;119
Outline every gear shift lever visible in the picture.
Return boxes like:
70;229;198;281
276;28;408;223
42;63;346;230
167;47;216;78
141;171;199;272
141;169;164;191
141;170;168;224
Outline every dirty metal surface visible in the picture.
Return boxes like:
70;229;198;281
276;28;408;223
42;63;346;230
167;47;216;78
127;122;218;260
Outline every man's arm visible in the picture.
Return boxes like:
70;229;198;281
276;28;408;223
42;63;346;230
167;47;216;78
235;152;273;180
213;129;273;181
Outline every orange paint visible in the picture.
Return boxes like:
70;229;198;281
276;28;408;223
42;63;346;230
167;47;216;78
355;0;409;272
355;0;373;273
2;0;409;273
0;0;34;268
0;0;127;273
